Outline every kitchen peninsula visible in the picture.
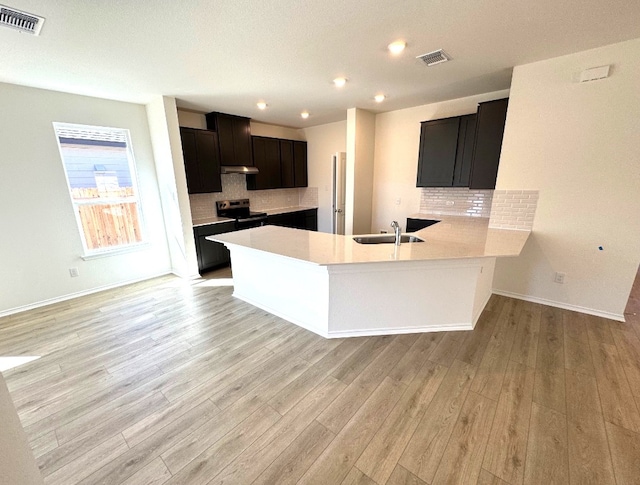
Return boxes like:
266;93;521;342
210;215;530;338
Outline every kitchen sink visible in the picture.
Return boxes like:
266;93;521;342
353;234;425;244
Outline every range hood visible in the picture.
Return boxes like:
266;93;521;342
221;165;259;174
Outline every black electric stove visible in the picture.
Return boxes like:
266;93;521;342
216;199;267;229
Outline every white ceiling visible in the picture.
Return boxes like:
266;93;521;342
2;0;640;128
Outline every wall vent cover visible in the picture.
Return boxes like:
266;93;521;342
416;49;450;66
0;4;45;35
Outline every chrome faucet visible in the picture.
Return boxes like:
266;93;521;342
391;221;401;245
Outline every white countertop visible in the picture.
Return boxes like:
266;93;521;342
210;214;530;265
192;216;234;227
192;206;317;228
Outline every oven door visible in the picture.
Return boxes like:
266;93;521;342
236;216;267;230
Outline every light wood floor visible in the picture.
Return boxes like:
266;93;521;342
2;273;640;485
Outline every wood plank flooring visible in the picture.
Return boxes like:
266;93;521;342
2;273;640;484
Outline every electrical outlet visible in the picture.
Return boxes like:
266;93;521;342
554;272;566;284
395;197;401;205
69;267;79;277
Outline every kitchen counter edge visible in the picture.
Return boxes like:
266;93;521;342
192;206;318;228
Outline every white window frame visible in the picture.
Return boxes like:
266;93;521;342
53;122;147;257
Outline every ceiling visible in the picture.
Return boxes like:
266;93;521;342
2;0;640;128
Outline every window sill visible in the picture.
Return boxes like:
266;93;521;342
81;243;151;260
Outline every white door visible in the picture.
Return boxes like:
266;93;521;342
332;152;346;235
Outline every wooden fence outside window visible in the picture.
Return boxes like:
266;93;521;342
71;188;142;250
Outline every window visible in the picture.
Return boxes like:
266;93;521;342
53;123;145;255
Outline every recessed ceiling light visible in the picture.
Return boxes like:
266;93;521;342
256;101;267;110
374;94;386;103
333;77;347;88
388;40;406;55
301;111;310;119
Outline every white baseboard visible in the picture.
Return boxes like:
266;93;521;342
492;289;625;322
326;323;473;339
0;271;173;319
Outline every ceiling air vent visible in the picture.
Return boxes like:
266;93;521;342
416;49;450;67
0;4;45;35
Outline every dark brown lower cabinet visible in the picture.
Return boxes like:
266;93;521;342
195;209;317;273
304;209;317;230
406;218;440;232
266;209;317;231
193;221;236;274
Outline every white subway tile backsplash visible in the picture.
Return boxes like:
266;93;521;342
189;174;318;220
488;189;539;230
419;187;494;217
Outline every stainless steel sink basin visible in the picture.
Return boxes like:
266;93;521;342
353;234;425;244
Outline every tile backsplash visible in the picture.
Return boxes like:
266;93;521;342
489;190;539;230
189;173;318;220
418;187;539;231
420;188;494;217
299;187;319;207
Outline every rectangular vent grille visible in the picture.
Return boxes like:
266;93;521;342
417;49;450;66
0;4;44;35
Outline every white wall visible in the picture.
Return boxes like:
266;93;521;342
251;121;305;141
146;97;199;278
346;108;376;235
176;110;207;129
303;121;347;233
0;83;171;315
493;38;640;319
371;90;509;233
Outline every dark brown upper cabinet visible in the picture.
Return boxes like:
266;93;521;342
247;136;281;190
279;140;295;188
453;114;477;187
179;127;222;194
416;114;476;187
247;137;308;191
293;141;308;187
469;98;509;189
205;112;253;166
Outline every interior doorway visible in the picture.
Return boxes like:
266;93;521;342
331;152;346;235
